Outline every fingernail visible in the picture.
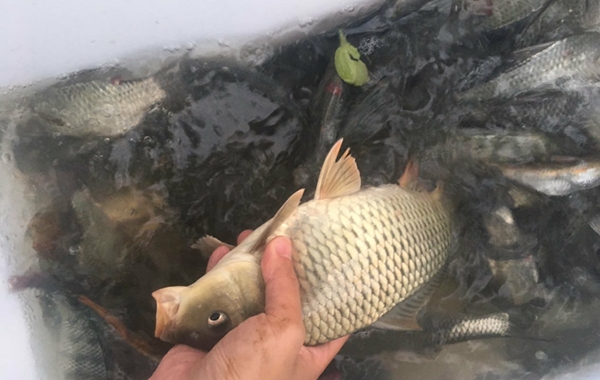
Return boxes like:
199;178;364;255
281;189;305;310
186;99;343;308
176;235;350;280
274;237;292;260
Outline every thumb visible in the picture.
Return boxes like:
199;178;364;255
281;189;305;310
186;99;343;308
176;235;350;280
261;236;303;325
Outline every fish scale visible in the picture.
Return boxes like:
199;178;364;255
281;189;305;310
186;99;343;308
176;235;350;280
458;32;600;100
284;185;453;345
31;77;166;137
152;140;456;350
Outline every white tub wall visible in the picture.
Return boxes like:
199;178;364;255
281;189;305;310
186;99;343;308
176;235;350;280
0;0;385;89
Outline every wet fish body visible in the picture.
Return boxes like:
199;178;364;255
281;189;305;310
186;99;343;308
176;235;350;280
517;0;600;47
442;129;560;164
295;63;348;188
457;32;600;101
39;293;111;380
464;0;548;32
420;312;512;345
341;312;514;358
153;140;456;348
498;157;600;196
30;77;166;137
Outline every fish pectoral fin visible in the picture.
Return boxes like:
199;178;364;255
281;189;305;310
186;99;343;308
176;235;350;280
314;139;361;201
372;269;445;331
192;235;235;259
398;159;436;193
152;286;186;338
371;313;423;331
250;189;305;252
398;159;420;190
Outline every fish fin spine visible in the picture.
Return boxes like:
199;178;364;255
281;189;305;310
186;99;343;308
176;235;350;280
315;139;361;200
192;235;234;259
250;189;305;252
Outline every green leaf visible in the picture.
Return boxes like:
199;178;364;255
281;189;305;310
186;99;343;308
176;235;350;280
334;30;369;86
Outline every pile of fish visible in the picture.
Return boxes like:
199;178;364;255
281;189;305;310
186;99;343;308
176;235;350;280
5;0;600;379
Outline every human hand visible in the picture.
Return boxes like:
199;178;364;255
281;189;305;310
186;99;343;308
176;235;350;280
150;230;348;380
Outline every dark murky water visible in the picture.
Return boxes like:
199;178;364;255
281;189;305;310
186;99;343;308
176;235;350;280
3;0;600;378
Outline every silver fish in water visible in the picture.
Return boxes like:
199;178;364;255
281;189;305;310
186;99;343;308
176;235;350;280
440;129;561;164
462;0;549;32
497;156;600;196
340;311;515;358
517;0;600;47
152;139;457;349
30;76;166;137
457;32;600;101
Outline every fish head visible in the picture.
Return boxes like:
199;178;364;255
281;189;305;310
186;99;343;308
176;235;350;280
152;254;265;350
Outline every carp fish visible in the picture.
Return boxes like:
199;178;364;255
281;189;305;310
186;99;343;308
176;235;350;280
152;139;456;349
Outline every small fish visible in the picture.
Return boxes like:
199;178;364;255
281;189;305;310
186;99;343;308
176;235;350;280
152;139;456;350
340;311;515;358
441;129;561;164
457;32;600;101
294;63;348;189
419;312;513;346
497;156;600;196
461;85;600;154
30;76;166;137
462;0;549;32
517;0;600;47
38;292;112;380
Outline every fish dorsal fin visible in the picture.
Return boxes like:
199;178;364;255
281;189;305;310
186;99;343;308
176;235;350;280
250;189;305;252
314;139;361;201
192;236;235;260
371;268;445;331
152;286;187;338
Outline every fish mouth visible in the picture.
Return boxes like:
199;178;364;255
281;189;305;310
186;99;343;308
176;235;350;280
152;286;186;342
154;300;172;340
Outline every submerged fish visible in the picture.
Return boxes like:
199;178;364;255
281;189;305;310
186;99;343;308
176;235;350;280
497;156;600;196
152;139;456;349
457;32;600;101
462;0;549;32
30;76;166;137
517;0;600;47
340;311;515;358
467;86;600;147
441;129;561;164
295;63;348;189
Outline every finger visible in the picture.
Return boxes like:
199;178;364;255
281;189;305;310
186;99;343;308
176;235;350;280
261;236;302;324
206;246;230;272
237;229;254;244
299;336;349;377
149;345;207;380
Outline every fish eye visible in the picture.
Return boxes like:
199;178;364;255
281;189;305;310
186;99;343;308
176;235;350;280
207;311;229;328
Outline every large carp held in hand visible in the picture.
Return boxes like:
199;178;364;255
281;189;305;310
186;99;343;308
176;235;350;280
152;139;457;350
